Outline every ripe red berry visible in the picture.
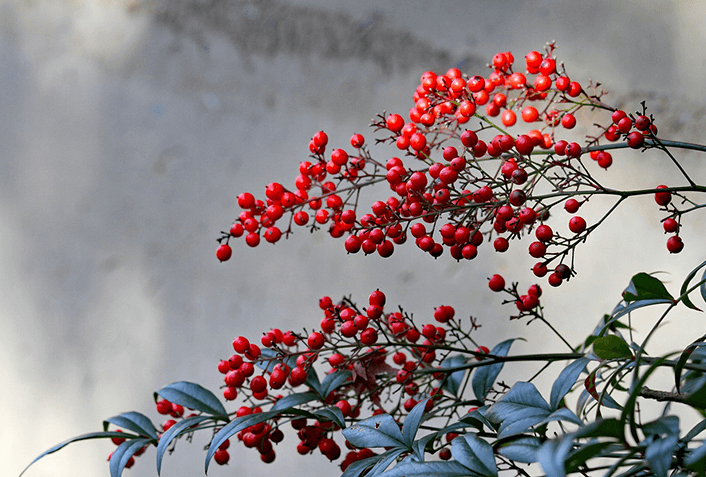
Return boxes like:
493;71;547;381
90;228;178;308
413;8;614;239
350;133;365;148
233;336;250;354
360;328;378;345
626;131;645;149
548;273;563;287
386;114;404;133
667;236;684;254
654;185;672;206
488;274;505;292
528;241;547;258
307;332;325;350
663;218;679;233
216;244;232;262
568;216;587;234
535;224;553;242
564;198;580;213
493;237;509;252
561;113;576;129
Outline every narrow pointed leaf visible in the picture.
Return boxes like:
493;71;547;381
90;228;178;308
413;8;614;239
675;335;706;392
642;416;679;437
472;339;517;402
486;382;552;438
379;460;474;477
342;454;384;477
679;259;706;311
411;433;436;462
402;398;429;447
157;415;213;474
645;435;679;477
156;381;227;417
367;448;407;476
450;433;497;476
343;413;405;449
497;437;542;464
538;436;574;477
622;273;673;302
110;438;151;477
538;408;584;427
271;391;319;411
550;358;589;410
20;432;140;476
565;442;619;473
593;336;632;360
685;441;706;468
104;411;159;440
313;406;346;430
607;299;673;328
205;410;279;472
438;355;467;396
321;370;353;397
306;367;323;397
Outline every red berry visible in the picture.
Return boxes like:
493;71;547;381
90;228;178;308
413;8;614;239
535;224;553;242
488;274;505;292
216;244;232;262
233;336;250;354
564;198;580;213
568;216;587;234
548;273;562;287
667;236;684;254
521;106;539;123
493;237;509;252
654;185;672;206
626;131;645;149
528;241;547;258
561;113;576;129
307;332;325;350
663;218;679;233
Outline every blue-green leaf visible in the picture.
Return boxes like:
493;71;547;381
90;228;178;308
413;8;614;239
110;438;152;477
574;418;623;440
156;381;227;417
321;370;353;397
20;431;140;476
685;441;706;468
683;417;706;443
438;355;467;396
550;358;590;410
367;448;407;476
104;411;159;440
679;259;706;311
538;408;584;427
642;416;679;437
313;406;346;430
402;398;429;447
306;367;323;397
450;433;497;476
157;415;213;474
497;437;542;464
411;433;436;462
645;435;679;477
342;454;383;477
271;391;319;411
205;410;279;472
538;435;574;477
607;299;673;328
486;382;552;438
342;413;406;449
472;339;516;402
379;460;474;477
622;273;673;303
592;336;632;360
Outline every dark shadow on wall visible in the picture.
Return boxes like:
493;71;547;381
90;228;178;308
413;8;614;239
150;0;481;73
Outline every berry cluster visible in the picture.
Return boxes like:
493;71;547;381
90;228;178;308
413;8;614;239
217;43;693;294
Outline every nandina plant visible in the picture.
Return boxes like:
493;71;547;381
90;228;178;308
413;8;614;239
23;43;706;477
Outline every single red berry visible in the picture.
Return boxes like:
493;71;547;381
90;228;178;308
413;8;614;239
386;114;404;132
561;113;576;129
663;218;679;233
493;237;509;252
528;241;547;258
501;109;517;127
654;185;672;206
233;336;250;354
535;224;553;242
667;236;684;254
626;131;645;149
555;264;572;280
475;346;490;360
548;272;562;287
533;262;548;277
216;244;232;262
350;133;365;148
564;198;580;213
360;328;378;345
568;216;586;234
488;274;505;292
307;332;325;350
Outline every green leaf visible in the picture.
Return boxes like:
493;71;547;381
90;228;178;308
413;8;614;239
472;339;517;402
642;416;679;437
675;335;706;392
205;410;279;472
271;391;319;411
679;259;706;311
342;413;406;449
411;433;436;462
685;441;706;469
550;358;590;410
622;272;674;303
450;433;497;476
573;418;623;441
366;448;407;476
321;370;353;397
606;299;674;329
645;435;679;477
157;415;213;475
313;406;346;430
497;436;542;463
306;367;323;397
621;356;668;443
103;411;159;440
683;375;706;410
110;438;151;477
20;431;140;476
486;382;552;438
683;417;706;443
538;408;584;427
537;435;574;477
438;355;467;396
379;460;476;477
342;454;383;477
592;336;632;360
565;442;619;473
156;381;227;418
402;399;429;447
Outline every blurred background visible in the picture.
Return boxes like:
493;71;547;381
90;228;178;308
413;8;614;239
3;0;706;476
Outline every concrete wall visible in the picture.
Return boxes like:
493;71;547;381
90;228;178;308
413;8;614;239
4;1;706;476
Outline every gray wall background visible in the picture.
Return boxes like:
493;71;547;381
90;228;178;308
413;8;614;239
4;1;706;476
